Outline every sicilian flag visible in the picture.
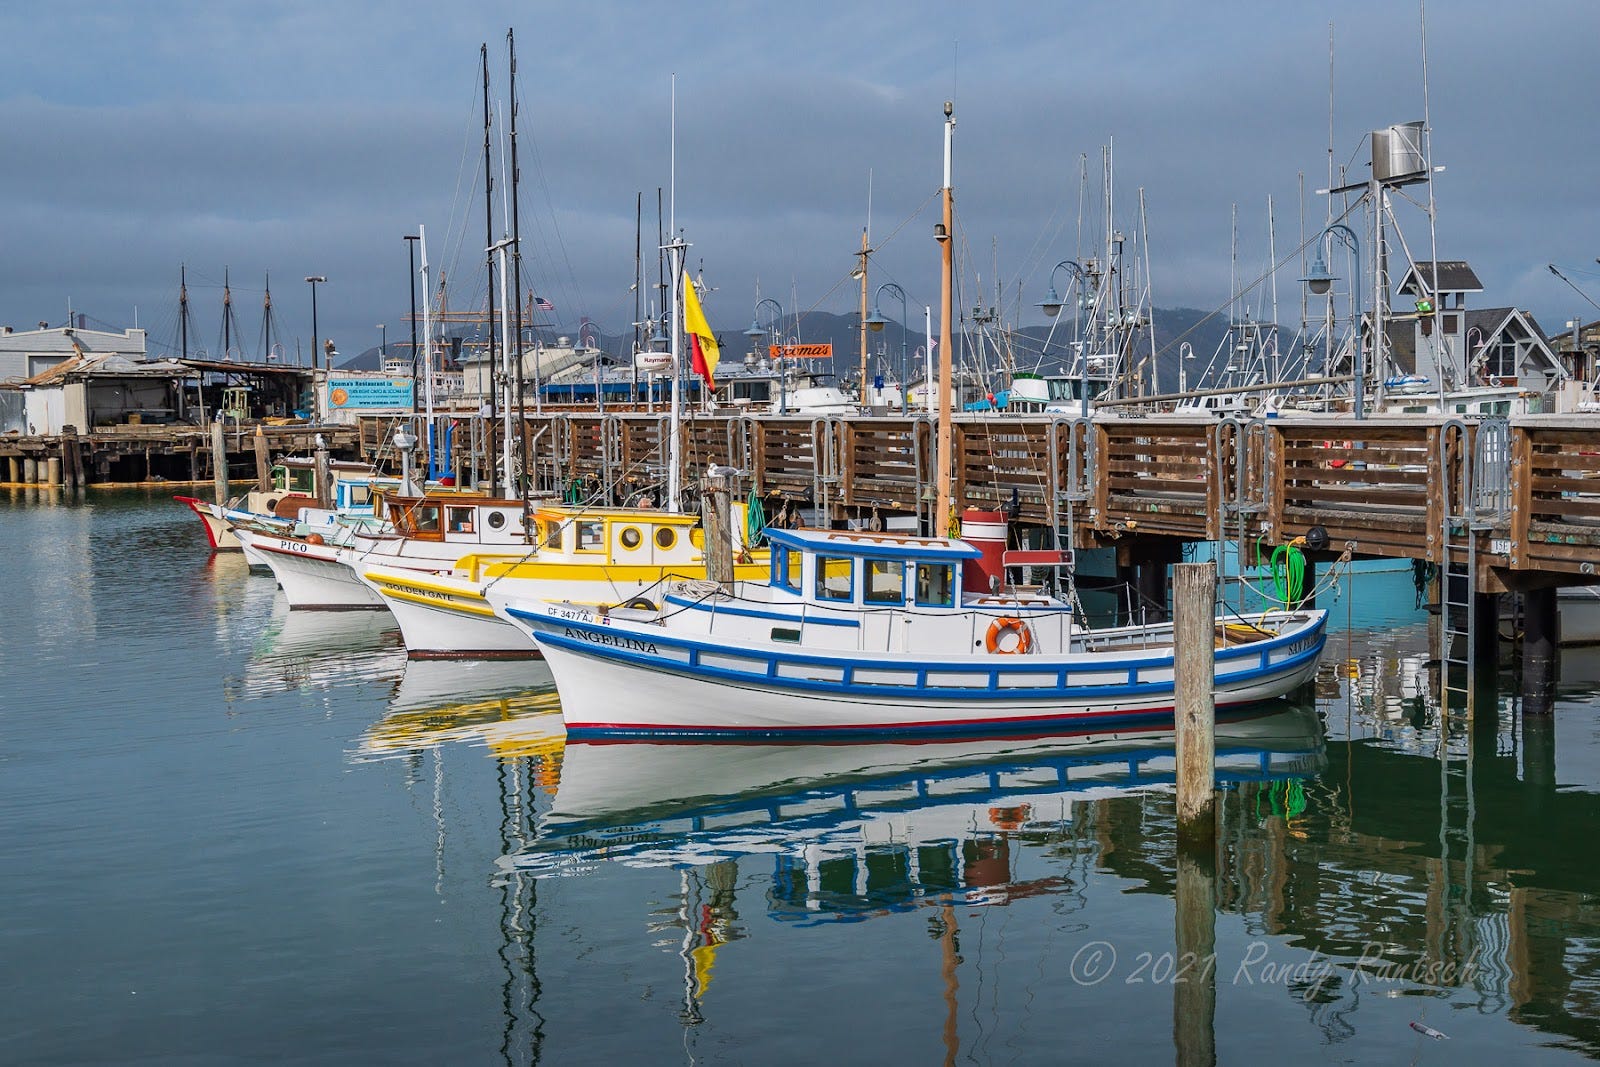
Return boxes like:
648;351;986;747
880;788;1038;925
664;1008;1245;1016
682;269;720;390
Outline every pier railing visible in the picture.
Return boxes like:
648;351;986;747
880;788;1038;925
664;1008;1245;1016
351;410;1600;586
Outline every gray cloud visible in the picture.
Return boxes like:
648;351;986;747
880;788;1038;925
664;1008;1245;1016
1;0;1594;360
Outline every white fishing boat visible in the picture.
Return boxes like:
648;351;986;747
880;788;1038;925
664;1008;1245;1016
491;525;1327;738
356;501;768;658
175;456;380;551
236;492;532;609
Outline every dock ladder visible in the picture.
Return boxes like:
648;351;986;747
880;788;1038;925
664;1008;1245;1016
1437;417;1510;717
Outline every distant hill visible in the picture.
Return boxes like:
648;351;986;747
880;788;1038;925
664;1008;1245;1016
338;307;1242;390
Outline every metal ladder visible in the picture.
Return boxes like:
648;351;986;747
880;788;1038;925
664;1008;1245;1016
1216;416;1268;609
1437;417;1510;716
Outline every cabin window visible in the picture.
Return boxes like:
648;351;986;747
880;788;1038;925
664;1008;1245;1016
815;555;854;601
865;559;905;604
412;504;441;534
772;545;796;591
915;563;954;607
287;467;315;493
346;485;371;507
447;506;476;533
576;521;603;552
619;526;643;550
655;527;678;550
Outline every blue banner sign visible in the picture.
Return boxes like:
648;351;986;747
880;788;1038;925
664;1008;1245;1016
327;377;414;409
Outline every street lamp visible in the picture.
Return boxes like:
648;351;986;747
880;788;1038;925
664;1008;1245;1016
1301;223;1363;419
305;275;326;369
747;297;784;412
866;282;908;411
1037;260;1091;416
1179;341;1196;394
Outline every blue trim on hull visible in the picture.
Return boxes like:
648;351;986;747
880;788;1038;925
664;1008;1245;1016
519;609;1326;705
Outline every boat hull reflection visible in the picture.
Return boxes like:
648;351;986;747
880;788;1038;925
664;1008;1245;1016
504;704;1326;897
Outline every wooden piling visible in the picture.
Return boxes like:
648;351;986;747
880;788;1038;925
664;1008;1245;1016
1522;586;1558;716
1172;846;1217;1067
313;437;332;509
253;425;272;492
59;429;77;490
700;472;735;590
23;456;37;484
1173;561;1217;848
45;456;62;486
6;456;18;484
210;419;229;504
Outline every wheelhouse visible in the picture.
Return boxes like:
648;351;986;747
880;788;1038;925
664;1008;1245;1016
764;528;978;610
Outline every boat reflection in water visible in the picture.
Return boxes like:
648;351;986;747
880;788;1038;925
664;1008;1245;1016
503;703;1326;896
355;658;561;763
231;596;405;700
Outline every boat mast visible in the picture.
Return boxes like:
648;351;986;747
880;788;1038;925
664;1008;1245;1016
666;76;684;513
222;267;232;361
508;27;528;511
419;225;437;478
935;101;956;538
180;264;189;362
481;42;499;495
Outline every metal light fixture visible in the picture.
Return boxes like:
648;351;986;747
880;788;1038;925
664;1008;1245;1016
1302;249;1335;296
865;306;889;332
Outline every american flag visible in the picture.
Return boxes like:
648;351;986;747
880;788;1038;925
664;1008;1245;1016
533;295;554;312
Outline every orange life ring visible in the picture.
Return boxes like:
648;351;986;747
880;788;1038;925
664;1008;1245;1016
1324;440;1352;469
984;616;1034;655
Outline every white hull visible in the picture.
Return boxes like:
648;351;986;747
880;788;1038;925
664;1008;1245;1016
358;566;537;657
176;496;242;550
239;530;384;610
1560;587;1600;645
538;637;1321;737
239;539;273;572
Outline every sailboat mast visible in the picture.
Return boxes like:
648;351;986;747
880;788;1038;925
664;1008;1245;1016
666;78;683;513
222;268;232;361
420;225;437;478
935;101;956;539
507;27;528;509
180;265;189;362
480;43;500;495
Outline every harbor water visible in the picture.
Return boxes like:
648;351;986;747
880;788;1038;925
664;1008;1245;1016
6;488;1600;1064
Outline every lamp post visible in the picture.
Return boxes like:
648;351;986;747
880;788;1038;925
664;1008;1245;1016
866;282;908;411
1179;341;1196;395
1037;260;1090;416
746;297;784;413
305;275;326;421
1302;224;1363;419
377;323;387;363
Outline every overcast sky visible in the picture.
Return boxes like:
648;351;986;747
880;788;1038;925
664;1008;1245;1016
2;0;1596;362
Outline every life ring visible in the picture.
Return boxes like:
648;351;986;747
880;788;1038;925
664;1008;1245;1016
984;616;1034;655
1323;440;1352;469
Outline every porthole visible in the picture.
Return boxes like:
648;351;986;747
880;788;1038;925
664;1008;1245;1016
655;526;677;550
487;511;507;530
619;526;642;549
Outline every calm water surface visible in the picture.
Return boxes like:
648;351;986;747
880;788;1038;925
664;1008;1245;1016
5;488;1600;1065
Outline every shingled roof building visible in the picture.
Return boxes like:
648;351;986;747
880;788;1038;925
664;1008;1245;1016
1390;260;1563;392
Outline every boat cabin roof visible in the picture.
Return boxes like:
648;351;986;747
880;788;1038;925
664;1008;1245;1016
765;527;981;561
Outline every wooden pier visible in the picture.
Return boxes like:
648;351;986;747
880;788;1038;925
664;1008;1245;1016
1;423;362;489
357;409;1600;594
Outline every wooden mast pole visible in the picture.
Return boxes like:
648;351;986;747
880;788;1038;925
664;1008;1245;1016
935;102;956;537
